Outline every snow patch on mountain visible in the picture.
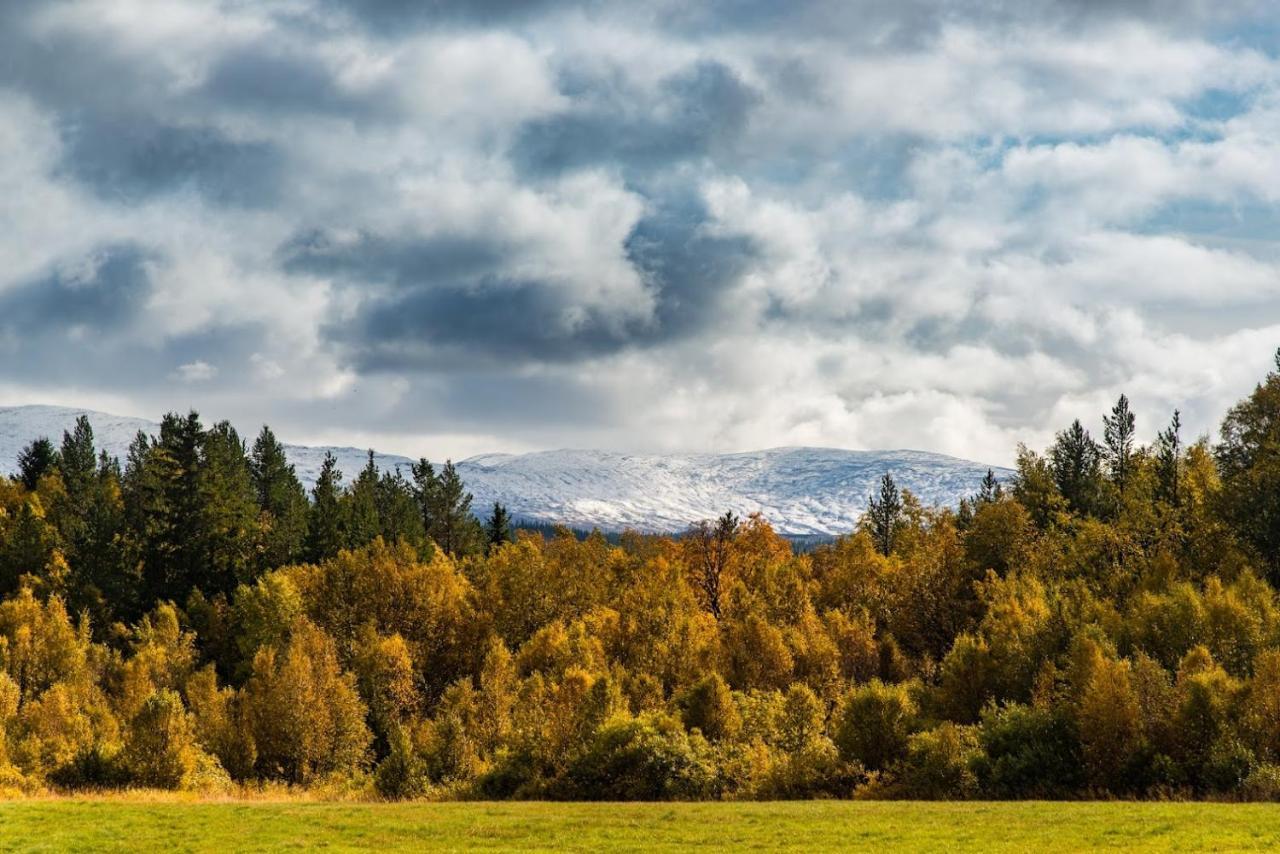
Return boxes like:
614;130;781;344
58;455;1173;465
0;405;1012;536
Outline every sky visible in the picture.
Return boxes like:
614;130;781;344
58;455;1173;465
1;0;1279;465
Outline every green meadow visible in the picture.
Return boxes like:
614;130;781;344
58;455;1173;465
1;800;1278;852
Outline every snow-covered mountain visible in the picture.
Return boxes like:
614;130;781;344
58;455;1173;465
0;405;1011;537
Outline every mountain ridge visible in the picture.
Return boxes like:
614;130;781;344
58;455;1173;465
0;405;1012;536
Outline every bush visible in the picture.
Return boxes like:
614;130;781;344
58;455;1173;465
557;713;715;800
1242;763;1280;801
897;723;981;799
833;680;917;771
678;674;741;742
374;725;430;800
974;704;1083;798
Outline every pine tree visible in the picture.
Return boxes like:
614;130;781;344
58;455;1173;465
1051;419;1102;516
376;468;427;554
1103;394;1136;493
867;473;902;556
17;438;59;492
1155;410;1182;508
306;452;347;563
250;426;308;570
59;415;97;501
977;469;1003;504
347;451;382;550
486;502;511;553
410;458;438;538
433;461;479;557
199;421;259;592
123;414;200;604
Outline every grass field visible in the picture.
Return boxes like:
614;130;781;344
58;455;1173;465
2;800;1280;852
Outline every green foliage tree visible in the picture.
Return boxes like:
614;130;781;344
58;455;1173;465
244;619;371;784
250;426;308;570
305;452;347;563
1216;350;1280;582
1051;419;1103;516
1103;394;1137;494
487;502;512;553
16;438;58;492
866;474;902;556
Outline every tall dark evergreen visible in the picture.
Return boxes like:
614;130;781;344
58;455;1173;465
486;501;512;553
1050;419;1102;516
977;469;1003;504
1156;410;1183;508
432;461;479;557
867;473;902;556
410;458;439;538
16;438;58;492
199;421;260;592
126;412;207;603
347;451;382;550
59;416;97;501
250;425;309;569
377;468;427;554
1103;394;1137;494
306;452;347;563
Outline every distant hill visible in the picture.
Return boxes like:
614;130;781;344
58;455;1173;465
0;405;1012;537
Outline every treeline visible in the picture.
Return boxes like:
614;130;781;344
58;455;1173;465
2;354;1280;799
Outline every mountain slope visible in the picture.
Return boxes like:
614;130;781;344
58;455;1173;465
0;405;1011;536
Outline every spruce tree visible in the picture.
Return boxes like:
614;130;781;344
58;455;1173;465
486;501;512;553
377;468;426;554
347;451;382;550
867;473;902;556
199;421;259;592
1103;394;1136;493
250;425;309;569
410;458;439;539
306;452;347;563
1155;410;1182;508
433;461;479;557
1050;419;1102;516
17;437;58;491
59;415;97;501
977;469;1003;504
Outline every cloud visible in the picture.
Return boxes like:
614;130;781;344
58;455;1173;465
0;0;1278;465
175;360;218;382
57;114;286;207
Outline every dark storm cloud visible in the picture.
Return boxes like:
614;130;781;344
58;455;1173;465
292;194;756;367
513;61;760;176
202;46;383;118
325;0;578;31
0;244;153;336
281;230;506;285
56;114;285;208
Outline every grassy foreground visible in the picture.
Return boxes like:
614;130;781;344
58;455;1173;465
2;800;1280;852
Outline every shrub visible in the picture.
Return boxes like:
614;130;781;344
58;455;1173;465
833;680;917;771
557;713;715;800
679;674;741;742
897;723;981;799
975;704;1083;798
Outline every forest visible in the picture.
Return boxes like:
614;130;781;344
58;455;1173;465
2;353;1280;801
